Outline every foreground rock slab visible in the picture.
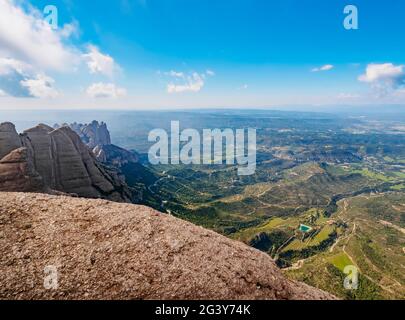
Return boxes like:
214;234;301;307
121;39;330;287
0;192;335;300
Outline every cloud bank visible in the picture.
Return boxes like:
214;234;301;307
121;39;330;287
86;83;127;98
166;70;214;94
359;63;405;96
83;45;119;77
0;57;58;98
0;0;79;72
0;0;124;99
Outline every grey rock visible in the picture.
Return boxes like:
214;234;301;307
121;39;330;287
61;120;111;148
56;120;139;167
0;122;22;159
0;122;132;202
93;144;139;167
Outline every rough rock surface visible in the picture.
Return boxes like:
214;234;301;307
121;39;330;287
93;144;139;167
0;122;22;159
55;121;111;149
55;121;139;166
0;123;132;202
0;148;45;192
0;192;336;300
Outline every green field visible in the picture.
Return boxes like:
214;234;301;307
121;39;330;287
286;193;405;300
328;253;354;272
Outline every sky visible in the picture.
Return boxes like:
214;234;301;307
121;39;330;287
0;0;405;109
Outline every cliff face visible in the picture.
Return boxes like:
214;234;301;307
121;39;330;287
60;120;111;149
93;144;139;167
0;192;336;300
0;148;45;192
0;122;132;202
0;122;22;159
55;121;139;166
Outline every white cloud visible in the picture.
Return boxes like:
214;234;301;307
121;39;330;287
358;63;404;83
0;1;85;98
0;1;122;99
20;74;59;98
167;72;205;93
311;64;334;72
358;63;405;97
0;57;32;76
165;70;214;94
83;45;119;77
0;57;58;98
60;20;80;38
86;82;127;98
0;88;6;96
0;0;80;72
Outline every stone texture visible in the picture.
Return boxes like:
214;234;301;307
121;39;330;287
55;121;139;167
0;148;45;192
93;144;139;167
0;192;336;300
57;121;111;149
22;124;56;187
0;122;22;159
0;123;132;202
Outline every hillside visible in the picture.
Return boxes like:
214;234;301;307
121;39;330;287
285;193;405;300
0;192;335;300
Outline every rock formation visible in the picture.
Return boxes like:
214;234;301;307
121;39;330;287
56;120;111;149
0;122;22;159
0;122;132;202
0;148;45;192
55;121;139;166
0;192;336;300
93;144;139;167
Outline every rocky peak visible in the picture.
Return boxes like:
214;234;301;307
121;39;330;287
57;120;111;149
0;122;22;159
55;120;139;166
24;123;54;133
0;122;133;203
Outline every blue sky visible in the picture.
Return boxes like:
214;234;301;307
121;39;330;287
1;0;405;109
